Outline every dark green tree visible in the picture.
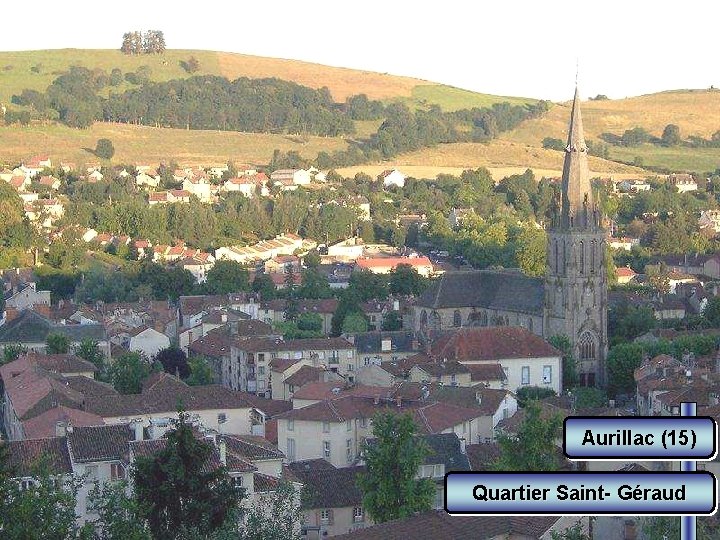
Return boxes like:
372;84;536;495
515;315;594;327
133;411;241;539
46;332;70;354
388;264;426;296
606;342;644;397
342;312;368;334
204;260;249;294
155;347;190;379
110;351;151;394
186;356;215;386
95;138;115;160
660;124;681;146
303;249;321;268
357;412;435;523
515;386;557;408
381;311;403;331
297;268;332;299
252;273;276;300
492;401;561;471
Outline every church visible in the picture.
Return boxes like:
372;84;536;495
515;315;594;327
413;88;608;387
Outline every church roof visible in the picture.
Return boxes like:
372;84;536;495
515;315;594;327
415;270;544;315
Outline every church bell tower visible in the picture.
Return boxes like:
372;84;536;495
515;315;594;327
545;87;608;387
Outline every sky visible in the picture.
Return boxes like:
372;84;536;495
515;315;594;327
4;1;720;101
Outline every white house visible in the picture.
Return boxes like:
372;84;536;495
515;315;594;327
128;327;171;358
378;169;406;189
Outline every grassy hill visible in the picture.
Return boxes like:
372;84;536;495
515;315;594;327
0;50;716;176
504;89;720;173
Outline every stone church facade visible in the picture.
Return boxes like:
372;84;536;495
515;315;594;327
414;88;608;386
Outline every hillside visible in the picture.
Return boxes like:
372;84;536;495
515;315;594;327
504;89;720;172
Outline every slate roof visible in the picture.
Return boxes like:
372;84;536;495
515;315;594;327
4;437;73;477
290;464;365;508
68;424;135;462
415;270;544;314
352;331;418;354
233;336;353;353
429;386;509;416
430;327;561;361
223;435;285;461
0;310;107;344
332;511;560;540
465;363;506;383
411;360;470;377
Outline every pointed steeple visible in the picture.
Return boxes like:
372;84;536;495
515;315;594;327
560;87;598;230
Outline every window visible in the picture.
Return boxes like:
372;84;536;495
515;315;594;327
453;310;461;327
462;421;467;434
348;364;354;372
258;380;265;390
289;384;295;393
364;357;371;366
85;464;98;483
322;421;330;433
346;439;353;462
579;240;585;274
543;365;552;384
217;413;227;424
346;419;352;431
110;462;125;481
323;441;331;458
233;475;244;488
258;366;265;376
287;438;296;461
288;419;294;431
360;417;367;428
579;332;596;362
521;366;530;385
20;478;36;491
346;350;353;359
320;509;333;525
353;507;364;523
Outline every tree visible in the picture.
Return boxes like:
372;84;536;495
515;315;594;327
0;454;89;539
702;296;720;327
297;268;332;299
74;338;105;374
542;137;565;151
357;412;435;523
155;347;190;379
241;480;304;540
180;56;200;74
388;264;425;296
133;412;241;539
186;356;215;386
46;332;70;354
204;260;249;294
548;334;578;388
110;351;151;394
95;138;115;160
570;386;607;409
514;225;547;276
2;343;27;365
87;480;151;540
492;401;561;471
551;523;590;540
606;342;644;397
303;249;321;268
661;124;681;146
252;273;276;300
515;386;556;407
342;312;368;334
381;311;403;331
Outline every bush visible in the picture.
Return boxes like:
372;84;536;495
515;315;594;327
95;138;115;160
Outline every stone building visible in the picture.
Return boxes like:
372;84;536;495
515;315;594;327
413;88;608;386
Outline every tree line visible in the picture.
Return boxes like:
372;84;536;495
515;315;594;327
120;30;166;55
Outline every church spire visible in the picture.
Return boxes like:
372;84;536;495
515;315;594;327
560;87;598;230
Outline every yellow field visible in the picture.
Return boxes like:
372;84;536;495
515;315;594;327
0;122;349;167
337;140;643;180
505;89;720;145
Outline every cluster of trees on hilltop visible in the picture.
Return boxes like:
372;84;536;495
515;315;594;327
120;30;166;55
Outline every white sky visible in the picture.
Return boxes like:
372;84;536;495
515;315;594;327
4;1;720;101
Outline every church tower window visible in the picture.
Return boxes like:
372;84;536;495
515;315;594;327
579;332;596;362
579;241;585;274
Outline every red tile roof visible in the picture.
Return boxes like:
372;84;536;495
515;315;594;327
431;327;561;361
356;256;432;270
22;406;104;439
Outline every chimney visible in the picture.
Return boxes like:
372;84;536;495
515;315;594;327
475;391;482;405
393;300;400;311
219;439;227;466
623;520;638;540
396;396;402;407
132;420;144;441
459;437;466;454
66;422;74;434
55;421;67;437
221;313;227;323
374;395;380;405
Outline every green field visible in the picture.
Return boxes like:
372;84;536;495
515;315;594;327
395;84;537;112
607;144;720;174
